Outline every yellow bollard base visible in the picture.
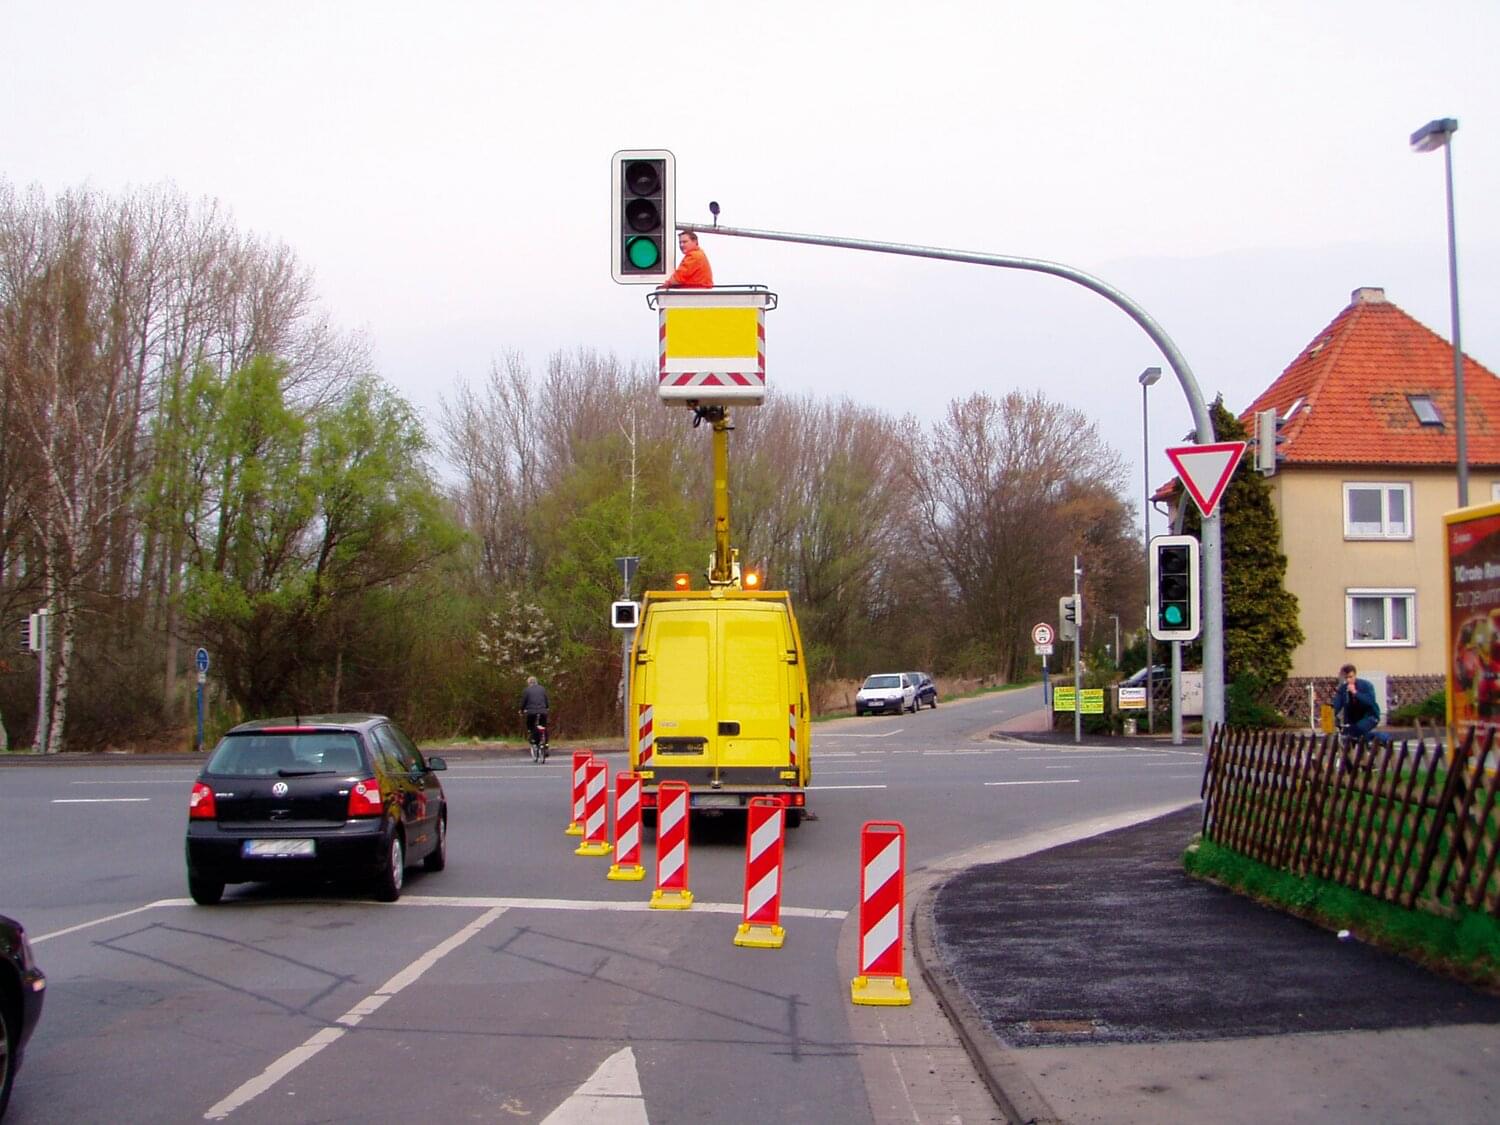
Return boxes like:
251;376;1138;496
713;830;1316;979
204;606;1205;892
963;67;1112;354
850;974;912;1006
607;864;647;881
733;922;785;949
565;822;584;836
649;888;694;910
574;840;612;857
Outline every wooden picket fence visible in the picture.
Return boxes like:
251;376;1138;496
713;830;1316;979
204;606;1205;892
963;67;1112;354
1201;724;1500;918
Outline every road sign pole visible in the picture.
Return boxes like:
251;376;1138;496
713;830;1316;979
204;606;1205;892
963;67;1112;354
34;608;50;754
1042;655;1049;709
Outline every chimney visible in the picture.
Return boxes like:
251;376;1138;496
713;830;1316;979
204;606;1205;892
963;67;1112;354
1352;286;1386;305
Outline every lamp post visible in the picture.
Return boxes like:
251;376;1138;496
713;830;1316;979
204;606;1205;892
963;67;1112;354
1139;366;1162;734
1410;116;1466;506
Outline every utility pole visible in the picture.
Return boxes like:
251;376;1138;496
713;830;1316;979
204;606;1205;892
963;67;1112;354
689;220;1225;745
33;608;50;754
1073;556;1083;745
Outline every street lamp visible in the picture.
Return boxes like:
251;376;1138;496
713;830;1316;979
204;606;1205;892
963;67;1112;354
1410;116;1467;506
1139;366;1161;734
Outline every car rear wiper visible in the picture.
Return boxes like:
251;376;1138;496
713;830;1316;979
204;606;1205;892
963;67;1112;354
276;768;335;776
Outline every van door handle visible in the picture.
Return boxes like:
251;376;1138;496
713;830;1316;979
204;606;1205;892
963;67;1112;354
718;722;740;736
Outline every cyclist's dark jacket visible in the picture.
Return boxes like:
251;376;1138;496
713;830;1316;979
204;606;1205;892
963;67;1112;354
520;684;550;714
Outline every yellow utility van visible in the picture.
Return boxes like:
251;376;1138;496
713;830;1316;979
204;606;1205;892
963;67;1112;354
629;586;811;825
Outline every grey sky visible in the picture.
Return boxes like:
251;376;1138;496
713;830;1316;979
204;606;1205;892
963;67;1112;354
6;0;1496;510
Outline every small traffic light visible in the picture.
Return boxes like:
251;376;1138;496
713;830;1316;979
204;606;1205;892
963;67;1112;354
611;149;675;285
1058;596;1078;642
19;617;30;653
1150;535;1201;642
611;600;640;629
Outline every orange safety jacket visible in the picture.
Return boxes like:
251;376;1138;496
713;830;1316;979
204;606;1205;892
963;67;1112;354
665;247;713;289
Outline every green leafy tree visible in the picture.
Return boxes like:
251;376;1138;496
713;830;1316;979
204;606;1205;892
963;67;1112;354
1184;398;1304;702
185;358;461;714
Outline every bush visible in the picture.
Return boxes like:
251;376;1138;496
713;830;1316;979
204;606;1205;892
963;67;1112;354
1226;671;1285;728
1389;690;1446;727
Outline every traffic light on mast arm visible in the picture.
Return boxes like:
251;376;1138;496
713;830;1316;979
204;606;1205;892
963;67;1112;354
1149;534;1201;642
611;149;675;285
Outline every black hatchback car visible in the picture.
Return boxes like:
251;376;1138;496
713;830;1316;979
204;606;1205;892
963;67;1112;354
185;714;447;905
1;913;46;1119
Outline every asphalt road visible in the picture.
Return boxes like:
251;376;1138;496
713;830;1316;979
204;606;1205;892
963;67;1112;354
1;685;1207;1123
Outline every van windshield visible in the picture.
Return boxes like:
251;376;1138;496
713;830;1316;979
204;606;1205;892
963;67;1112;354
863;675;901;689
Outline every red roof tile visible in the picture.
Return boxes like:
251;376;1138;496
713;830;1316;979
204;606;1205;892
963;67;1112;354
1240;287;1500;467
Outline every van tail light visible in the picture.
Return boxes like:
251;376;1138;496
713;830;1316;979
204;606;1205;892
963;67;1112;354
189;782;217;820
348;778;383;818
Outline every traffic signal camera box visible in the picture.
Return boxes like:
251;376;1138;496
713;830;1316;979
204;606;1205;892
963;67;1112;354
654;288;774;407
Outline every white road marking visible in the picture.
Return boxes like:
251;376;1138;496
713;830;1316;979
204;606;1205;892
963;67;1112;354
51;797;151;804
984;779;1081;787
33;899;191;944
70;778;195;785
541;1046;648;1125
30;895;846;940
808;784;888;792
203;906;507;1120
817;728;905;738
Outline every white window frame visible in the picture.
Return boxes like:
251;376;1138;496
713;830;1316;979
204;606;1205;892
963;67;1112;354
1491;481;1500;503
1343;482;1412;540
1345;588;1416;648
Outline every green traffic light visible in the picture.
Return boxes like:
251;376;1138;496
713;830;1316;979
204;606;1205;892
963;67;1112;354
1163;605;1185;627
625;236;660;269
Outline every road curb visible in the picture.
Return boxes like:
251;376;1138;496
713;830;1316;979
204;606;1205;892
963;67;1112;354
912;876;1062;1125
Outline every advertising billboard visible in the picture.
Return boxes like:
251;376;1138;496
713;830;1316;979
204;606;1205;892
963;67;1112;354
1444;501;1500;728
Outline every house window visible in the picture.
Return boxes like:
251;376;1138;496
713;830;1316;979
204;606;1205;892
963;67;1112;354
1346;589;1415;647
1407;395;1443;426
1344;482;1410;539
1492;481;1500;503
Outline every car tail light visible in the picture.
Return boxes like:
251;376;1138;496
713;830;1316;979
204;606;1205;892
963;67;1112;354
348;778;383;817
189;781;217;820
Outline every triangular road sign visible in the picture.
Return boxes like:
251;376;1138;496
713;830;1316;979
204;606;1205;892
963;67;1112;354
1166;441;1246;517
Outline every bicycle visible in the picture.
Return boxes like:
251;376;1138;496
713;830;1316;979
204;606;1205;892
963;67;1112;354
526;714;550;763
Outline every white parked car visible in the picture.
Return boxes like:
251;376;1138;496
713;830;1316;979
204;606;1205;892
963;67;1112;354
855;673;917;716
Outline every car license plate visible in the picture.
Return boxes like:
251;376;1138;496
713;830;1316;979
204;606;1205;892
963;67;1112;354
693;794;741;809
242;839;316;858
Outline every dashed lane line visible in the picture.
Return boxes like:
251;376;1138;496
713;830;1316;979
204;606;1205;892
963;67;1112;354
203;905;507;1120
51;797;152;804
984;779;1081;787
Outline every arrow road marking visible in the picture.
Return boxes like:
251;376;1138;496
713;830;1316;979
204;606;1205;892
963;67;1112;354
541;1047;648;1124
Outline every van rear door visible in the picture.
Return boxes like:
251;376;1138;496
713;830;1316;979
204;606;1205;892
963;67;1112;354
715;604;790;784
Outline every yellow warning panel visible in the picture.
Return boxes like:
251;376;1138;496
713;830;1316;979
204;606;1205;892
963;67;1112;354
664;306;759;360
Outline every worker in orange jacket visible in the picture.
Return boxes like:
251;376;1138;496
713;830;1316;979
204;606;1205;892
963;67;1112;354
661;230;713;289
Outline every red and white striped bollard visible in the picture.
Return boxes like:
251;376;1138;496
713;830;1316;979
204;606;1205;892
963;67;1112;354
575;757;611;857
649;781;693;909
566;750;591;836
850;820;910;1005
607;771;646;881
734;797;786;948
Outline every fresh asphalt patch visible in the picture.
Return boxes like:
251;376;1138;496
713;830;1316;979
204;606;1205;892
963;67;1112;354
932;805;1500;1048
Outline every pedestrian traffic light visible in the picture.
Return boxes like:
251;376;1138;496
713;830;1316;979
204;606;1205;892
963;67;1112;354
1058;596;1078;642
1150;535;1200;642
611;149;675;285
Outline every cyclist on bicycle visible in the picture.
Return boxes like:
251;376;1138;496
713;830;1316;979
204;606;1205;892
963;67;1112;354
519;675;550;762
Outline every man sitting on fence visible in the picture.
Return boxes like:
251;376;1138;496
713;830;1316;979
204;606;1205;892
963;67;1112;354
1333;663;1381;744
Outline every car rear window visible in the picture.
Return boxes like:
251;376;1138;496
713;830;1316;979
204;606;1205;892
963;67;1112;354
864;675;900;689
205;732;366;776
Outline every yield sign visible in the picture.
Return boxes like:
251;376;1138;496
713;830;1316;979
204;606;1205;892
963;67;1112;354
1166;441;1246;517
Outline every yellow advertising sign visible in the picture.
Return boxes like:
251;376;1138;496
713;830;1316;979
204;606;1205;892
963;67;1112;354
1080;688;1105;715
1052;687;1075;712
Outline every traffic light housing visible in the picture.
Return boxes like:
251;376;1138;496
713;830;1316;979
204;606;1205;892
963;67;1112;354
1058;596;1078;642
1150;535;1201;642
611;149;675;285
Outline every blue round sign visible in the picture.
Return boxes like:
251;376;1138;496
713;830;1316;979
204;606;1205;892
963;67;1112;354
195;647;210;674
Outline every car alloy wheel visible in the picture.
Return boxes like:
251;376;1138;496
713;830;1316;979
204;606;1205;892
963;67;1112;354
374;833;405;902
423;815;447;872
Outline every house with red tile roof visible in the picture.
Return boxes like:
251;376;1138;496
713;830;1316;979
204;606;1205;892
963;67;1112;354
1232;286;1500;687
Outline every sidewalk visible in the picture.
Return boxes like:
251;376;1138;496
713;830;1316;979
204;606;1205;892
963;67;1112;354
916;806;1500;1124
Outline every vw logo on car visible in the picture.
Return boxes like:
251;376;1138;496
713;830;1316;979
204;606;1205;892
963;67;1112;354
271;781;289;797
